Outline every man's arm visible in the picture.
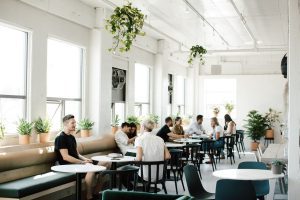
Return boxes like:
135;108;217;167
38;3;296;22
167;132;188;139
60;149;89;164
128;136;136;144
135;146;143;161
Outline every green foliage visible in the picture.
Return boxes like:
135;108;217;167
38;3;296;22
0;122;5;139
111;115;120;127
17;119;34;136
264;108;281;129
188;45;207;65
271;160;285;166
34;117;51;134
148;114;159;124
78;118;95;130
244;110;267;142
105;2;146;52
126;115;140;125
225;103;234;113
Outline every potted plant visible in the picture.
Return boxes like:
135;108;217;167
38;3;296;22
264;108;281;139
244;110;267;151
188;45;207;65
105;2;146;53
212;106;220;117
126;115;141;131
34;117;51;143
271;160;286;174
0;122;5;140
17;119;34;145
78;118;95;138
225;102;234;114
148;114;160;127
111;115;120;134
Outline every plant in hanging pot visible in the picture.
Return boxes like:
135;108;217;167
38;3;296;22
17;119;34;145
271;160;286;174
225;102;234;114
78;119;94;138
126;115;141;131
105;2;146;53
187;45;207;66
264;108;281;139
111;115;120;134
244;110;267;151
34;117;51;143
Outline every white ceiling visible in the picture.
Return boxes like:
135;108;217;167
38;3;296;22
81;0;288;52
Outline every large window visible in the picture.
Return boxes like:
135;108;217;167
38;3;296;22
0;24;27;133
47;38;83;131
134;63;150;116
203;79;236;118
174;76;185;116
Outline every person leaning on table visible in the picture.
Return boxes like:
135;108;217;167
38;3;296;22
54;114;109;200
169;117;190;140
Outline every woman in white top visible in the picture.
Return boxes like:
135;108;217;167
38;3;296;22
210;117;225;158
224;114;237;136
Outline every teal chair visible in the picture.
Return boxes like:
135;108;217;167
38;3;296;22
215;179;256;200
183;165;214;199
238;161;270;200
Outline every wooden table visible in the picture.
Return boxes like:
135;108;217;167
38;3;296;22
51;164;106;200
261;144;288;163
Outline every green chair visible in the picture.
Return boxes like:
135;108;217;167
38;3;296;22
183;165;214;199
238;161;270;200
215;179;256;200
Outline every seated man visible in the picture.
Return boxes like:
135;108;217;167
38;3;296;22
187;115;206;135
54;114;103;200
135;120;171;181
115;122;137;155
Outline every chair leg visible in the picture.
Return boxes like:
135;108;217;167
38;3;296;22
173;170;178;195
258;196;265;200
236;144;241;159
179;170;185;191
162;182;168;194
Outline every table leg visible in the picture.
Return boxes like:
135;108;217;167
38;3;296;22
111;163;117;188
76;173;82;200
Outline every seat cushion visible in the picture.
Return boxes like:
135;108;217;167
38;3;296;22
102;190;182;200
0;172;76;198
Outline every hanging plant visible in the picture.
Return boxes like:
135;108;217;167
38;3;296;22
188;45;207;65
105;2;146;52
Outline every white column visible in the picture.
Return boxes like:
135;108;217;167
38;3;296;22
87;7;112;135
288;0;300;198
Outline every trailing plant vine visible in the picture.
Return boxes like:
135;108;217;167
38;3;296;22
188;45;207;65
105;2;146;52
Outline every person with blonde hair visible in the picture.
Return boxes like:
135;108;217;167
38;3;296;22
210;117;225;159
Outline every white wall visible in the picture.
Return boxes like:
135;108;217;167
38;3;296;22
198;74;287;149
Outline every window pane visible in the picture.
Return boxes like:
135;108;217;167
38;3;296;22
0;98;25;133
134;105;141;117
115;103;125;123
141;104;150;116
65;101;81;121
47;39;82;98
135;63;150;103
175;76;185;105
0;25;26;95
47;103;62;131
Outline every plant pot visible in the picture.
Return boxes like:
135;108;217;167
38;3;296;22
251;141;259;151
81;130;90;138
19;135;30;145
39;132;49;143
271;164;283;174
111;126;118;134
265;129;274;139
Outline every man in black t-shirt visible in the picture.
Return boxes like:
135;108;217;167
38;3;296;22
54;114;99;200
156;117;173;142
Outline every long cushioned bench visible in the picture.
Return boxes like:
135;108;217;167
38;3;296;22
0;135;117;200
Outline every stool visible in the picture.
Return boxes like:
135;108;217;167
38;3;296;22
264;137;274;147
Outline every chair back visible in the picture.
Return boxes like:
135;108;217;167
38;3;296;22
137;160;167;183
200;139;215;154
101;166;139;191
182;144;200;162
169;149;183;170
221;136;235;149
238;161;270;196
183;165;207;197
215;179;256;200
102;190;182;200
236;130;245;142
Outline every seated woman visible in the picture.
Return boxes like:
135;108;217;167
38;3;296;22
135;120;171;181
128;123;137;139
169;117;189;140
224;114;236;136
210;117;225;159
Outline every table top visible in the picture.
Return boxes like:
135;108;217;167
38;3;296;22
51;164;106;173
173;138;202;143
165;142;185;148
212;169;284;180
92;155;135;163
126;148;137;154
189;134;209;139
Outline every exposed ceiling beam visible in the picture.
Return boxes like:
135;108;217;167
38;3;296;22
229;0;257;48
182;0;230;46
